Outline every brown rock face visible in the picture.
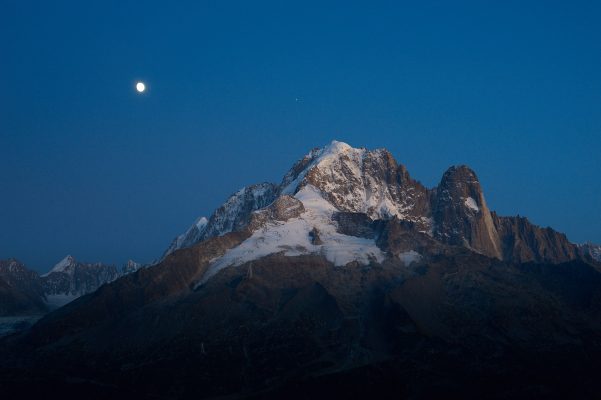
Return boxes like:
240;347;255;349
375;218;448;259
248;195;305;230
431;165;580;264
493;214;580;263
433;166;502;259
394;163;433;224
332;212;376;238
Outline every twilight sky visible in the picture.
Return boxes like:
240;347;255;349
1;1;600;272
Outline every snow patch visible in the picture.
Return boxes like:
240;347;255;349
398;250;422;266
464;197;479;212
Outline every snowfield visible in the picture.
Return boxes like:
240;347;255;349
199;184;387;284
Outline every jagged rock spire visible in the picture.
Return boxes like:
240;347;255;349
433;165;502;259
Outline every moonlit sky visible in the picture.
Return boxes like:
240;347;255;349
1;1;600;272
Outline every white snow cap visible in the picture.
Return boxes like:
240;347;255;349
42;255;76;277
281;140;359;194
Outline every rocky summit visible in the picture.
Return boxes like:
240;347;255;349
1;141;600;399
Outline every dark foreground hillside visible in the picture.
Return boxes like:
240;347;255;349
2;246;601;399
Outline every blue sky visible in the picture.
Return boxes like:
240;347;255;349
1;1;600;272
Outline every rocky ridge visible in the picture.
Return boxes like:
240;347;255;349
165;140;583;272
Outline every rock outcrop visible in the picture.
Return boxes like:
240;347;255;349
493;214;580;263
432;165;502;259
248;195;305;230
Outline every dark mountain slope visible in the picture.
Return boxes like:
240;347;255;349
0;259;47;316
2;237;601;398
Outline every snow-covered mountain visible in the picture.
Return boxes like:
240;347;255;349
1;140;590;316
41;255;148;305
163;183;278;258
0;256;148;314
41;255;121;308
165;140;581;279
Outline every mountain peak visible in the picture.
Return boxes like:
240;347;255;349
441;164;479;183
325;139;353;153
434;164;502;258
123;259;143;274
437;165;485;212
49;255;76;273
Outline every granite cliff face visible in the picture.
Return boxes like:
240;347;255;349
432;165;502;259
493;214;581;263
430;165;580;264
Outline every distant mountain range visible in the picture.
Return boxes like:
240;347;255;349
0;256;142;316
1;141;601;398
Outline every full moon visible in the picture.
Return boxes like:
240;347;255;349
136;82;146;93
